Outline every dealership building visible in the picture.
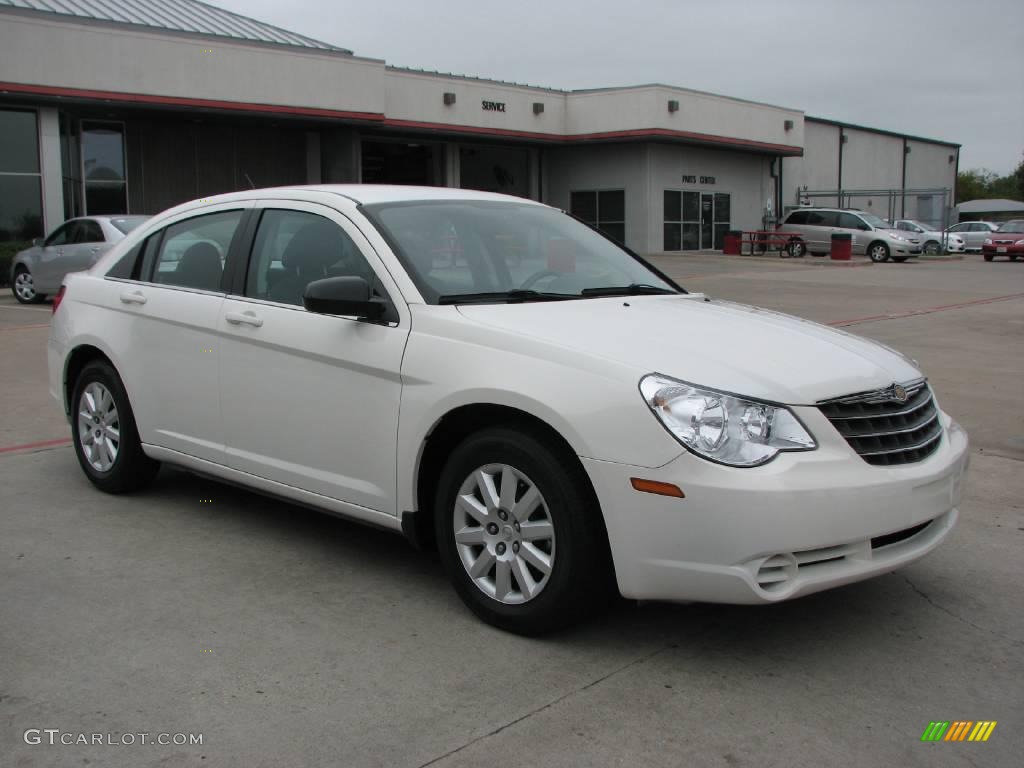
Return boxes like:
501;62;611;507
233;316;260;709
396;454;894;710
0;0;961;254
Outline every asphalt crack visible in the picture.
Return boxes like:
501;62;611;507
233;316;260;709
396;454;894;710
900;574;1008;641
413;643;672;768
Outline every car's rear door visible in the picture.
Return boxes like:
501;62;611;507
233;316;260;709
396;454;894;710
35;221;77;293
107;203;251;463
217;200;410;515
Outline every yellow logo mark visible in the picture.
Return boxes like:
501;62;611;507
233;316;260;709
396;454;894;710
201;649;213;653
200;499;213;503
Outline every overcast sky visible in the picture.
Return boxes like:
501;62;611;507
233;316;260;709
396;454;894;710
212;0;1023;175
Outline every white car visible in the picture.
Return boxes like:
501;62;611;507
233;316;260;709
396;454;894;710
48;186;970;634
893;219;965;254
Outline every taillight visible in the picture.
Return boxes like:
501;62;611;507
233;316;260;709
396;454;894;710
52;285;66;314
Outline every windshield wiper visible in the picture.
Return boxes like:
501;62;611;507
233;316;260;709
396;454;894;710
580;283;679;297
437;289;575;305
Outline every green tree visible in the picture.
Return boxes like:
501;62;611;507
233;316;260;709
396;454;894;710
956;157;1024;203
1014;154;1024;200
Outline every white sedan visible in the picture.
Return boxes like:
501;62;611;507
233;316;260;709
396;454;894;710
48;186;969;634
893;219;965;254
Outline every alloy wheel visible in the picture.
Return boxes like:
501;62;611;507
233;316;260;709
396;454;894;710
869;244;889;263
14;271;36;302
452;463;556;605
77;382;120;473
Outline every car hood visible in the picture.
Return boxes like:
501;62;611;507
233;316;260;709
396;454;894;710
456;294;920;404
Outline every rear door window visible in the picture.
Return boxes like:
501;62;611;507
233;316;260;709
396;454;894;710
807;211;839;227
76;220;105;243
149;210;244;292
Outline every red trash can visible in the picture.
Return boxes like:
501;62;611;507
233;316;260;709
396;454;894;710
831;232;852;260
723;230;743;255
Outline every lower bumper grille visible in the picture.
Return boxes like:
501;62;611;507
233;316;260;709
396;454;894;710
818;379;942;466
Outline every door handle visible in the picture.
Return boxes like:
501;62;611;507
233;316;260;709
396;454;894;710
225;311;263;328
119;290;147;305
90;246;101;253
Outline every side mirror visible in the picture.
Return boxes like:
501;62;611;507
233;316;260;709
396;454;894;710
303;276;386;321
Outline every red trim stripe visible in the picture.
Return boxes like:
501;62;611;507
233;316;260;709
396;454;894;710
0;437;72;454
0;81;803;153
0;81;386;122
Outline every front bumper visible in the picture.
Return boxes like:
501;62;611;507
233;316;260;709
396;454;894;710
982;243;1024;257
584;410;969;604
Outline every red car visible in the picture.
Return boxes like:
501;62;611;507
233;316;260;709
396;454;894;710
982;220;1024;261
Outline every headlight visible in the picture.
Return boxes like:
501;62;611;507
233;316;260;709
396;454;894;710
1015;239;1024;246
639;374;816;467
983;238;993;245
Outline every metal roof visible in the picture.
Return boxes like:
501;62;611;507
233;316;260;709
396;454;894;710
0;0;351;53
957;198;1024;213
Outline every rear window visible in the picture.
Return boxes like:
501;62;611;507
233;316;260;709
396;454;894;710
785;210;808;225
109;216;150;235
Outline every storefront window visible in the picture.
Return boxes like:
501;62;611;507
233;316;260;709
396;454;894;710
0;109;43;243
664;190;702;250
570;189;625;243
82;121;127;215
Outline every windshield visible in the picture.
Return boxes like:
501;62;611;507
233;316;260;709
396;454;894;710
996;220;1024;233
902;220;930;232
363;200;679;303
858;212;892;229
109;216;150;234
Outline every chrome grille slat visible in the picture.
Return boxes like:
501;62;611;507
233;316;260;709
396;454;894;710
818;379;942;466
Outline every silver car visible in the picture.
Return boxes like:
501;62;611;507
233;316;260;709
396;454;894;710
778;208;919;262
894;219;965;254
11;216;150;303
945;221;999;252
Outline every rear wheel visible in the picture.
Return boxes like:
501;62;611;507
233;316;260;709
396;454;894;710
786;239;806;258
868;242;890;263
13;267;45;304
983;253;994;262
434;426;611;635
71;360;160;493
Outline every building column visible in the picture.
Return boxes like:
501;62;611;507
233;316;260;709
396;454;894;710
38;107;64;232
443;143;460;188
306;131;322;184
320;128;360;183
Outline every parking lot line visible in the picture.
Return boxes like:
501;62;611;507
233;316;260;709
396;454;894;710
829;292;1024;327
0;323;50;332
0;437;72;455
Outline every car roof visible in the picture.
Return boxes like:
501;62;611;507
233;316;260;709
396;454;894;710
177;184;550;207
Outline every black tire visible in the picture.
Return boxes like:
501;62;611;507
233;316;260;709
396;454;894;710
983;253;994;262
12;266;45;304
867;242;890;263
1011;254;1019;261
786;239;806;258
71;360;160;493
434;426;611;635
893;257;910;263
923;241;942;255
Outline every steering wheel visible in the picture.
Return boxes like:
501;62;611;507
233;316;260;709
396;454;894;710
519;270;562;290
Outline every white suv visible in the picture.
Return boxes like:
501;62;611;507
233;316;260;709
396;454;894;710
48;186;969;634
780;208;919;262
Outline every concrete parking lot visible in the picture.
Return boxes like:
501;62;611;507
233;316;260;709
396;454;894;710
2;254;1022;767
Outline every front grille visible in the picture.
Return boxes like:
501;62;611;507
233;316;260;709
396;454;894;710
818;379;942;466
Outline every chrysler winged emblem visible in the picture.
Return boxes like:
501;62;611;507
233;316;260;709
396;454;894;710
890;383;908;403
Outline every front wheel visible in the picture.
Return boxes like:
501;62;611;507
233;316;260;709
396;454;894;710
786;239;806;258
71;360;160;493
13;267;45;304
435;427;611;635
868;242;891;263
923;241;942;255
983;253;994;262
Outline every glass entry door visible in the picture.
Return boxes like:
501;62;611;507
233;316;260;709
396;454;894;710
664;190;730;250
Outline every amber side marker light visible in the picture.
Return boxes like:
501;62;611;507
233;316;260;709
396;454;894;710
630;478;685;498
